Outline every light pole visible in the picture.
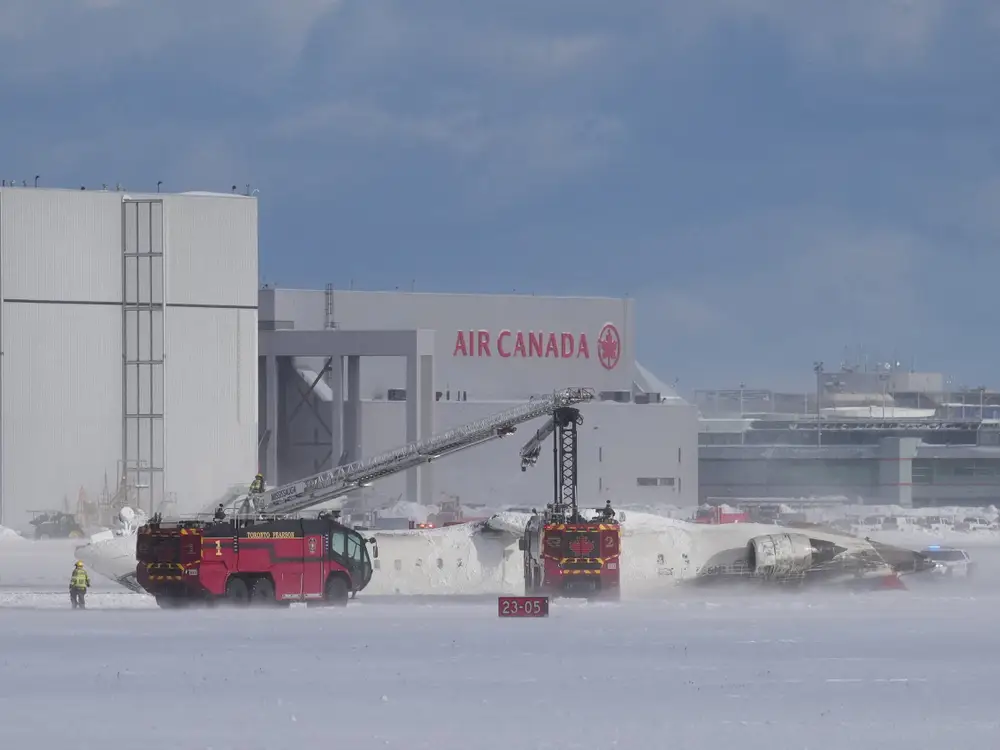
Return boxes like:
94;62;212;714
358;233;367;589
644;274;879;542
813;361;824;447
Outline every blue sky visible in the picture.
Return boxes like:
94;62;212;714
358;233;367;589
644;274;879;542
1;0;998;393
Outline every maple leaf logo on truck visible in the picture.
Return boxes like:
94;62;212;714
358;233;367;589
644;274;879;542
597;323;621;370
569;536;595;556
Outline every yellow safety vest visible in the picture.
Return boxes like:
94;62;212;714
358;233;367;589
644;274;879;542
70;568;90;589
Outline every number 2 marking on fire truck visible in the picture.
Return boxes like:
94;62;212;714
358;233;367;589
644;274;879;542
215;540;222;556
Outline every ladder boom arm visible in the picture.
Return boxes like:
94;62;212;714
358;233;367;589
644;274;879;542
258;387;595;515
518;417;556;471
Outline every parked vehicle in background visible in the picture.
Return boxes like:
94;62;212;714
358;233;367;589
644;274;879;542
960;517;998;532
921;545;975;578
917;516;955;534
28;510;85;540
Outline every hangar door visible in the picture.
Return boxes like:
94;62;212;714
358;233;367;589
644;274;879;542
121;199;166;515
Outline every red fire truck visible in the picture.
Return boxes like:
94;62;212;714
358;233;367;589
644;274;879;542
517;405;621;600
136;512;377;608
134;387;597;609
521;514;621;599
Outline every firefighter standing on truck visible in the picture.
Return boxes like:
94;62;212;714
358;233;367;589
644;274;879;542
249;473;264;494
70;560;90;609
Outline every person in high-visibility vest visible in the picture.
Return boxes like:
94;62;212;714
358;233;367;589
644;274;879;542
70;560;91;609
249;473;264;494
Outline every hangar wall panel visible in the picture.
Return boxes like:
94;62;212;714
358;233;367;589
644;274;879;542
0;189;122;301
164;307;257;513
284;400;699;509
0;188;258;526
160;195;257;307
266;288;636;400
1;302;122;524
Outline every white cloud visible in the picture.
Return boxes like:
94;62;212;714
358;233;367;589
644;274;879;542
1;0;983;84
636;213;931;381
270;100;625;202
633;175;1000;387
967;179;1000;244
320;2;615;84
0;0;626;199
656;0;968;71
271;103;488;154
0;0;344;82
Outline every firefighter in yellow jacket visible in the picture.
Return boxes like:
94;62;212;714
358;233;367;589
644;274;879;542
249;473;264;494
70;560;90;609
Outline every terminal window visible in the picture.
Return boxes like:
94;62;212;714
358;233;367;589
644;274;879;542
637;477;675;487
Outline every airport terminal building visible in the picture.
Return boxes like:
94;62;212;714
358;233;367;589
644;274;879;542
698;366;1000;508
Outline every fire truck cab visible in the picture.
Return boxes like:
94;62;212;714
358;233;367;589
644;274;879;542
136;512;378;608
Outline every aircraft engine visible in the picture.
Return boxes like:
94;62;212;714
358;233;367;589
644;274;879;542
746;533;815;578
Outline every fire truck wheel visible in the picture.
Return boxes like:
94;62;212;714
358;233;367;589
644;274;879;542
324;575;350;606
250;577;276;606
225;576;250;606
524;565;539;594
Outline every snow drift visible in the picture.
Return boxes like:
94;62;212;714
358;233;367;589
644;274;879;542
0;525;26;543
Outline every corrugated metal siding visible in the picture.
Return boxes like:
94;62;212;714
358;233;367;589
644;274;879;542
0;188;122;302
270;288;635;399
0;189;259;525
1;302;122;525
162;196;257;307
165;307;256;513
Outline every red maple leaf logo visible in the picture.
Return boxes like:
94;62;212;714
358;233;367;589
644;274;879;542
569;536;595;556
597;324;620;370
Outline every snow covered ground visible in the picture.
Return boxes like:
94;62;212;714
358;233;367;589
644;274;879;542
19;507;1000;600
2;586;1000;748
4;522;1000;747
0;537;124;591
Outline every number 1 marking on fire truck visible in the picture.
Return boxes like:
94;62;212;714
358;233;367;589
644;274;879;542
215;540;222;556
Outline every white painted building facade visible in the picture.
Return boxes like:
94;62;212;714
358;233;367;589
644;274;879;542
0;187;257;527
260;288;698;509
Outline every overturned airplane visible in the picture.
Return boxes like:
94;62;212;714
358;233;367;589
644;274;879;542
684;520;938;590
77;503;939;598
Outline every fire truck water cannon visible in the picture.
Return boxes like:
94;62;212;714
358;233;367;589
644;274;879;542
134;386;595;609
517;405;622;601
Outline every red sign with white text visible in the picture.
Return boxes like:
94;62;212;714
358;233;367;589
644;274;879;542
452;323;621;370
498;595;549;618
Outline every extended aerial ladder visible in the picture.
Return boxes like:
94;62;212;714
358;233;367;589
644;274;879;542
518;406;586;523
245;387;596;518
516;402;621;598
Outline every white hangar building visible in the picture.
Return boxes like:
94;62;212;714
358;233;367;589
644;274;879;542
259;287;699;511
0;187;257;528
0;185;696;528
